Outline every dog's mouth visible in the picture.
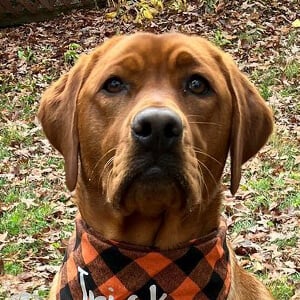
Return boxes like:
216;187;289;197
112;155;191;213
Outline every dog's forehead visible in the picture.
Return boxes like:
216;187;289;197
98;33;219;66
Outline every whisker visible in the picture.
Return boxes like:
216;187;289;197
90;148;117;177
197;161;209;199
105;168;114;193
193;147;223;166
197;159;218;187
188;121;222;127
98;157;114;191
100;156;115;178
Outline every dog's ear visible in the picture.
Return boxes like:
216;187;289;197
228;62;273;195
38;55;89;191
38;37;123;191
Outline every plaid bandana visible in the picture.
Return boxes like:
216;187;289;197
57;216;231;300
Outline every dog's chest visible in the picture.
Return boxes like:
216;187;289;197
57;217;231;300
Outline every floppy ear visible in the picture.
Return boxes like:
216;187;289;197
38;55;89;191
38;37;124;191
228;64;273;195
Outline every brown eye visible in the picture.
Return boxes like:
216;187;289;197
102;77;126;94
186;75;210;95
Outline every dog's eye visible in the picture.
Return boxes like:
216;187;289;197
102;77;126;94
185;75;210;95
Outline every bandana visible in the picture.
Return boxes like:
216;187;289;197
57;216;231;300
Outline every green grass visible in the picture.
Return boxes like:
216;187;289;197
64;43;82;65
280;192;300;210
250;48;300;101
251;67;281;100
0;125;33;148
231;48;299;299
0;203;52;236
268;277;295;300
1;241;44;276
4;262;23;276
232;218;256;234
212;29;231;47
38;290;49;298
286;30;298;47
240;131;300;212
280;86;299;98
238;27;263;45
1;188;21;204
18;46;35;63
284;60;300;80
244;172;299;211
248;261;299;299
273;235;298;249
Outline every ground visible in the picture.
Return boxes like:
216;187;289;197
0;1;299;299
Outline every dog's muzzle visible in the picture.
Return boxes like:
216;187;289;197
112;107;189;209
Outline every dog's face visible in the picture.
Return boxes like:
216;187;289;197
77;34;234;217
38;33;273;237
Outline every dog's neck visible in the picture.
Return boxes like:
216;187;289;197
74;183;222;249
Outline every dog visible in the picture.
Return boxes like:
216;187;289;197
38;32;274;300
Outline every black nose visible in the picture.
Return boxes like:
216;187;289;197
131;107;183;152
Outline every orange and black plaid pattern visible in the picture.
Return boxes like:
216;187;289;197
57;215;231;300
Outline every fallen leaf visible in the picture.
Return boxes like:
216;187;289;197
292;19;300;28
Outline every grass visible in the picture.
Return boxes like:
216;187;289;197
251;52;299;100
4;262;23;276
2;240;42;275
232;218;256;234
0;202;52;236
64;43;82;65
0;83;68;280
237;131;299;299
268;277;295;300
274;235;298;249
284;60;300;80
240;134;300;212
226;31;299;299
213;29;231;47
18;46;35;63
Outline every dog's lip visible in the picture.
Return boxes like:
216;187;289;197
140;165;167;180
113;164;190;209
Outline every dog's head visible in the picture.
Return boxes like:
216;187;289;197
38;33;273;222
